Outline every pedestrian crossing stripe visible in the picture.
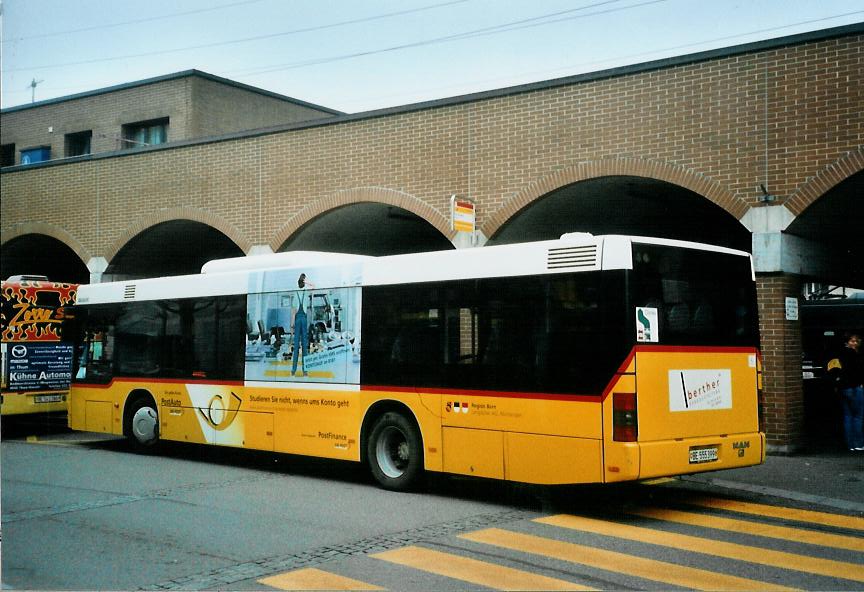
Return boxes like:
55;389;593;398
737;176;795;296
371;545;590;590
536;514;864;583
256;498;861;591
460;528;796;591
684;496;864;531
630;506;864;552
259;567;384;590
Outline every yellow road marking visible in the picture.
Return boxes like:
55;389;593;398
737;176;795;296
632;507;864;552
641;477;676;485
371;545;590;591
23;437;110;447
461;528;795;591
259;567;384;590
538;514;864;583
685;496;864;531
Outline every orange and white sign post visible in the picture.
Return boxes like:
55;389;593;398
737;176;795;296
450;195;477;246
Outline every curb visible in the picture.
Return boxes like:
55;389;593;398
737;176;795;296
679;475;864;513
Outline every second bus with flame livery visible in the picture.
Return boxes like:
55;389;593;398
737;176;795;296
68;234;763;490
2;278;77;415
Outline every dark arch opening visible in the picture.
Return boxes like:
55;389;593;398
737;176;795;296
106;220;244;280
787;170;864;288
786;170;864;452
1;234;89;283
280;203;453;256
490;176;750;251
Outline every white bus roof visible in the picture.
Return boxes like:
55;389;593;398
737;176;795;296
74;235;751;305
201;251;372;274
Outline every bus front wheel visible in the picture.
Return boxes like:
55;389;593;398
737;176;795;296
126;396;159;450
367;412;423;491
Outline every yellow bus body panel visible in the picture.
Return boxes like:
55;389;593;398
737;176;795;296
638;432;765;480
603;349;763;482
1;392;67;415
85;400;113;433
69;381;446;465
68;388;122;435
69;380;607;485
636;351;759;440
69;347;762;487
505;432;602;484
443;427;504;479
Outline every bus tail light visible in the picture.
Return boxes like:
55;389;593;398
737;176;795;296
613;392;638;442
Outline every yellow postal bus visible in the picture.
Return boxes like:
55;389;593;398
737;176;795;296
2;277;77;416
68;234;763;490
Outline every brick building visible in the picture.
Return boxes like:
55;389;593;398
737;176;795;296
0;70;340;166
2;24;862;451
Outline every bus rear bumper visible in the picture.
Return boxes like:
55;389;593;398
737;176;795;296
637;431;765;480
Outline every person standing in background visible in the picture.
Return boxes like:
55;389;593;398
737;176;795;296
828;333;864;451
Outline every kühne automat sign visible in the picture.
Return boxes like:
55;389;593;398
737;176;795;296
4;343;74;392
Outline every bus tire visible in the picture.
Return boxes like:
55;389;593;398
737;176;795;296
367;411;423;491
125;395;159;451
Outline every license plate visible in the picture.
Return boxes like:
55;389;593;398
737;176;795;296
34;394;63;404
689;446;718;464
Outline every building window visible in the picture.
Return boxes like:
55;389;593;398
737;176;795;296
65;131;92;157
1;144;14;167
121;118;168;149
20;146;51;165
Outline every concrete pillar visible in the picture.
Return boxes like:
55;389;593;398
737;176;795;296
451;231;488;249
744;205;804;452
86;257;108;284
248;244;275;256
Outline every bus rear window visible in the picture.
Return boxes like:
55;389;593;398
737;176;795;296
631;244;758;347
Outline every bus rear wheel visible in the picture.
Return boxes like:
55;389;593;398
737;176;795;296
126;396;159;450
367;412;423;491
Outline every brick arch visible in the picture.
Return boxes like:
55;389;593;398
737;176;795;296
270;187;452;252
104;206;252;263
480;158;747;239
785;148;864;216
1;222;91;266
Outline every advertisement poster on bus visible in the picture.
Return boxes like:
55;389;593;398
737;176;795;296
4;342;74;392
245;264;362;384
1;281;76;343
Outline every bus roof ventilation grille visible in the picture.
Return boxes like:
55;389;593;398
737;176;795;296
547;245;598;270
123;285;137;300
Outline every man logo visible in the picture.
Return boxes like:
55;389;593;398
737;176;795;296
11;345;28;358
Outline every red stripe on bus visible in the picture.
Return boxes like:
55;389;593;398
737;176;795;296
360;384;600;402
633;345;758;354
74;377;244;389
598;345;758;400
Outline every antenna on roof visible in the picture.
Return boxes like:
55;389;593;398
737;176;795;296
28;78;45;103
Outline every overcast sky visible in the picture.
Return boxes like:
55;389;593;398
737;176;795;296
1;0;861;113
